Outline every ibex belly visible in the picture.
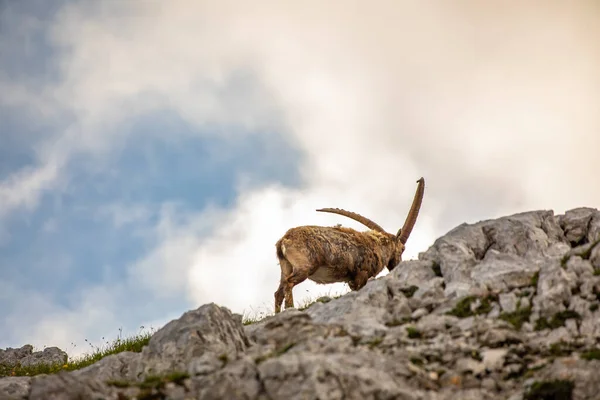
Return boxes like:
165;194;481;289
308;265;347;284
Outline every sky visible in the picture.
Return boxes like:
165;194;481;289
1;0;599;356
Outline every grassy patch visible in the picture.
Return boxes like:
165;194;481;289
400;286;419;298
243;293;345;325
385;317;412;327
499;306;532;330
524;379;574;400
366;337;384;348
470;350;483;362
255;342;296;364
218;353;229;366
523;363;547;379
545;341;578;358
406;326;422;339
581;348;600;361
298;294;343;311
530;271;540;287
579;238;600;259
534;310;581;331
410;357;424;366
446;295;496;318
562;238;600;270
0;327;154;378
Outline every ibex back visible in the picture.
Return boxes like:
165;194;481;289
274;177;425;313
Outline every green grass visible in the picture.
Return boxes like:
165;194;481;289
534;310;581;331
499;306;532;330
406;326;422;339
446;295;496;318
524;379;574;400
400;285;419;298
107;370;191;399
530;271;540;287
410;356;424;366
385;317;412;327
254;342;297;364
242;290;347;325
0;327;155;378
581;348;600;361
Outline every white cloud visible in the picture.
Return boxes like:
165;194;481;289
0;158;64;218
2;0;600;351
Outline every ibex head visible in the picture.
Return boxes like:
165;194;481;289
316;177;425;271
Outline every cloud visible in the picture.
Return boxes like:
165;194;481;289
2;0;600;353
0;159;63;218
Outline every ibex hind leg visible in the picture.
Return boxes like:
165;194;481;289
275;258;293;313
284;268;310;310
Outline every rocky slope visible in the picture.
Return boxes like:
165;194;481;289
2;207;600;400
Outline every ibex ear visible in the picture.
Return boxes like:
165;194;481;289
395;228;402;239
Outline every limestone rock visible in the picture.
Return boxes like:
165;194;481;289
3;207;600;399
136;302;251;378
0;346;67;370
0;377;30;400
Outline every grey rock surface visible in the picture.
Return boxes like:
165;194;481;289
0;346;67;370
2;207;600;399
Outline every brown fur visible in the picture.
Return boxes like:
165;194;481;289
273;177;426;313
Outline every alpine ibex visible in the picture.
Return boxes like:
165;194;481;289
274;177;425;313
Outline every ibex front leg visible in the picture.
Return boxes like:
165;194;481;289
348;270;370;291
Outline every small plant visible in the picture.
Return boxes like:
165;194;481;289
218;353;229;365
523;379;574;400
255;342;296;364
446;295;495;318
545;341;577;358
470;350;483;362
535;310;581;331
400;286;419;298
579;238;600;259
523;363;547;379
410;357;424;366
499;306;532;330
560;256;569;268
385;317;412;327
406;326;422;339
316;296;333;303
367;337;384;348
580;348;600;360
530;271;540;287
447;296;477;318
